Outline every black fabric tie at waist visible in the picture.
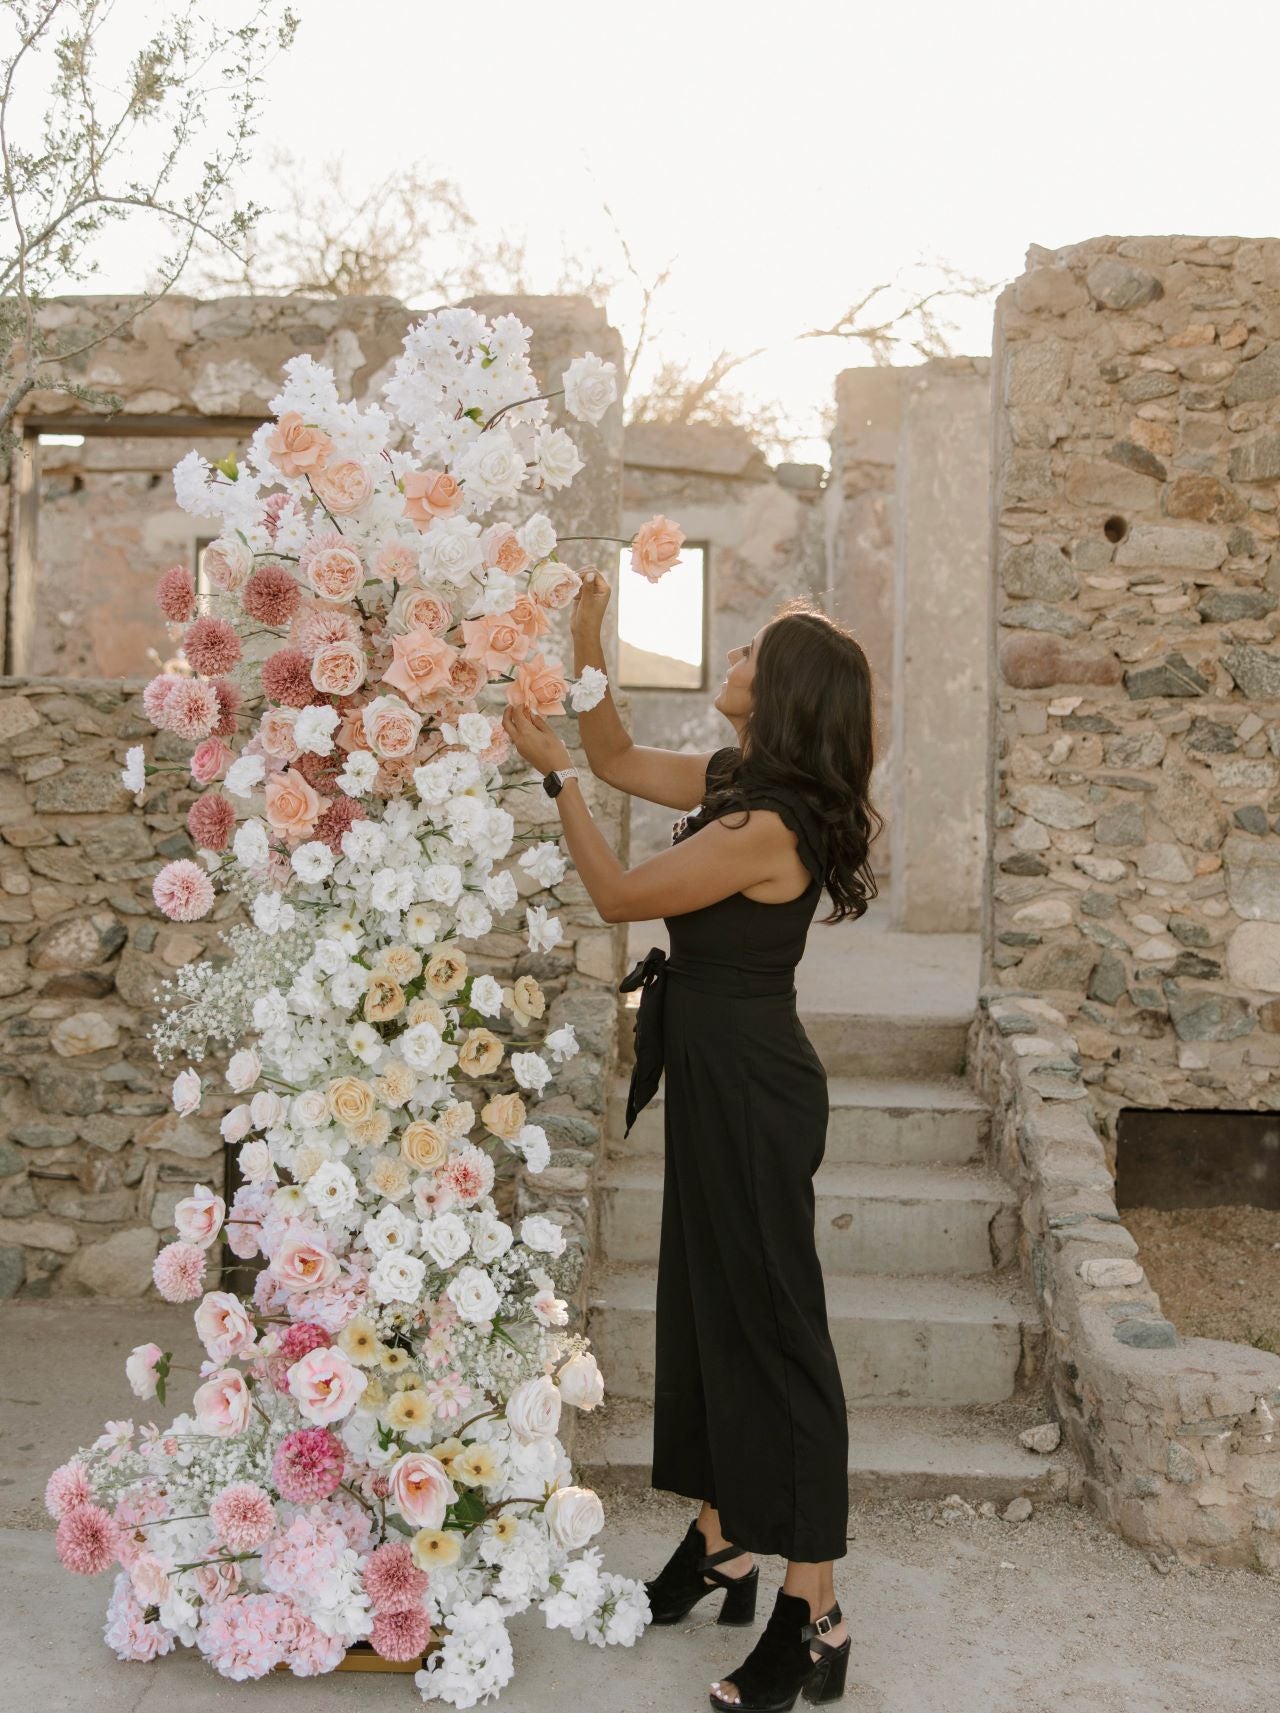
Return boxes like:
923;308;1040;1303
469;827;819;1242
617;947;796;1136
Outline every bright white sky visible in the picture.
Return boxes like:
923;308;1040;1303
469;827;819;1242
44;0;1280;462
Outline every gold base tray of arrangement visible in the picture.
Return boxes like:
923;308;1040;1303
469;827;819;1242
273;1636;439;1675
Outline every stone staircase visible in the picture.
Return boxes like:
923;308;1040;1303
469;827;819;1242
575;1001;1075;1506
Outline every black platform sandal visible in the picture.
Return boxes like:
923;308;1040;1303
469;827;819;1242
709;1588;849;1711
643;1515;759;1626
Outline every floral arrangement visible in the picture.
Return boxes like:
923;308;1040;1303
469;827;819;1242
45;308;686;1704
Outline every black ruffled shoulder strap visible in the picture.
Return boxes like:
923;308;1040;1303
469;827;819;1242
700;749;827;886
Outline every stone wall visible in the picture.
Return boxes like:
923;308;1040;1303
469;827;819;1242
1;293;629;1301
622;423;827;860
989;238;1280;1138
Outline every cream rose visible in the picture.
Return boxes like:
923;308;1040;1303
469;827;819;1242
400;1120;449;1172
259;706;301;760
530;561;582;610
544;1484;605;1549
326;1076;376;1128
390;587;452;635
556;1351;605;1411
457;1029;503;1078
481;1091;526;1142
310;640;367;697
362;694;422;760
505;1373;562;1443
389;1451;457;1529
202;535;253;593
423;949;467;1000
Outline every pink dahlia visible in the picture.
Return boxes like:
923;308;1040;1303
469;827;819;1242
261;647;321;709
289;600;363;659
243;564;302;627
155;564;196;625
212;677;242;738
141;672;181;725
152;858;214;923
184;615;242;677
276;1320;330;1365
159;677;221;741
271;1427;344;1503
371;1606;432;1662
44;1458;92;1520
55;1501;117;1575
187;792;237;853
363;1541;429;1614
210;1481;276;1551
152;1239;207;1302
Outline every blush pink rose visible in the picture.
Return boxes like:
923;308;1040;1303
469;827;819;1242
362;695;422;760
195;1291;256;1361
372;541;420;584
481;522;530;576
269;411;333;479
391;589;451;634
192;1368;252;1438
312;459;373;515
174;1184;226;1249
190;737;233;784
287;1346;367;1425
402;469;464;526
202;536;253;593
505;652;568;717
270;1232;340;1293
382;629;457;705
259;706;301;761
388;1452;456;1529
460;612;531;673
264;769;324;844
310;640;367;697
301;534;364;603
631;514;685;583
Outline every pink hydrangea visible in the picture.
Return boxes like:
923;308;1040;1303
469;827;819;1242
152;859;215;923
209;1482;276;1550
259;1511;347;1601
184;614;242;677
371;1606;432;1662
55;1502;117;1574
113;1481;173;1570
313;1489;377;1555
197;1591;294;1680
363;1541;429;1614
271;1427;344;1503
279;1607;346;1676
276;1320;331;1364
155;564;196;625
104;1571;176;1662
152;1239;207;1302
44;1458;92;1520
158;677;221;740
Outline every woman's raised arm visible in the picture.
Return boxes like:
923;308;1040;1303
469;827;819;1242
571;570;714;811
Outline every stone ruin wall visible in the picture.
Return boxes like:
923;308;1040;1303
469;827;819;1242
989;237;1280;1141
0;293;628;1304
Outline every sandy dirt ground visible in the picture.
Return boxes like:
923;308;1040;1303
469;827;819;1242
1125;1204;1280;1352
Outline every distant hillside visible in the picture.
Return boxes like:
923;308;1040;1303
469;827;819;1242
619;638;703;690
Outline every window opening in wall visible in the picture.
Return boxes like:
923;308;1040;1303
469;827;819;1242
1117;1108;1280;1354
616;541;707;691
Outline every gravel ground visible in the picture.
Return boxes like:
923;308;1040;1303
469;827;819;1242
1125;1204;1280;1351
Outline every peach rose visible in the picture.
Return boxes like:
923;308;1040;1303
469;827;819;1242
288;1345;367;1425
194;1291;256;1361
362;694;422;760
269;411;334;479
326;1076;376;1128
383;629;457;705
312;458;373;515
372;541;420;584
530;562;582;610
203;536;252;593
505;652;567;716
509;593;551;642
264;768;324;843
481;1091;526;1142
449;655;487;699
305;543;364;604
457;1029;503;1077
192;1368;252;1437
631;514;685;583
460;612;531;673
311;640;367;697
389;1451;457;1529
191;737;233;784
482;522;530;576
270;1232;341;1293
400;1120;448;1172
403;469;464;526
259;706;300;761
424;950;467;1000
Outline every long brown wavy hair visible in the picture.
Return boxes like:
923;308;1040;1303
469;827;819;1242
702;599;882;922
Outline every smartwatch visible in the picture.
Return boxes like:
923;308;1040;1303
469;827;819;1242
542;766;579;799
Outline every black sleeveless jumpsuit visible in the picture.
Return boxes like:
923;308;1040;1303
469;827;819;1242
626;745;850;1563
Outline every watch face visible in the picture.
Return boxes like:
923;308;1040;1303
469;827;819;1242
543;771;561;798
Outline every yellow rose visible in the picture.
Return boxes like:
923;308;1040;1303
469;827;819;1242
481;1090;526;1141
400;1119;449;1172
424;949;468;1000
326;1075;375;1128
364;974;406;1023
457;1029;503;1078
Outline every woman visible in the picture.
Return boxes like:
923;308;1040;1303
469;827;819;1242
501;570;880;1713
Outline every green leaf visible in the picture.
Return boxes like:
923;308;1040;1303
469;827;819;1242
215;451;239;480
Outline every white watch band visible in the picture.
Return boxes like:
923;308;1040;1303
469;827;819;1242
556;767;579;786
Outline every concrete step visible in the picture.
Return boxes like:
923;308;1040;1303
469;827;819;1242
609;1075;988;1167
801;1011;969;1078
572;1396;1075;1508
597;1159;1015;1275
587;1265;1042;1407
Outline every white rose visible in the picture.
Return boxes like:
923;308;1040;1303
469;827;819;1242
420;863;463;906
545;1024;579;1064
505;1373;562;1442
293;1089;329;1128
520;1214;567;1257
544;1485;605;1550
482;870;518;914
517;512;557;562
294;704;340;756
401;1021;444;1072
447;1264;501;1324
371;1250;427;1305
455;429;526;502
556;1352;605;1411
420;1212;470;1269
171;1069;201;1116
469;974;503;1017
250;1089;286;1130
363;1205;418;1258
533;425;583;490
525;904;562;954
469;1211;514;1264
305;1160;359;1220
455;712;493;753
225;754;266;799
511;1051;552;1094
226;1049;261;1094
292;841;335;884
220;1105;252;1144
562;352;618;426
518;843;567;889
420;515;484;585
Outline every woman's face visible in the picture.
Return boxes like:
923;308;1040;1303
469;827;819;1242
713;623;766;724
